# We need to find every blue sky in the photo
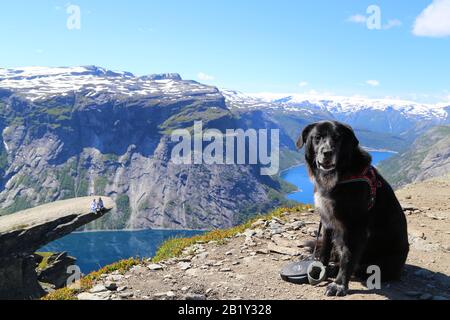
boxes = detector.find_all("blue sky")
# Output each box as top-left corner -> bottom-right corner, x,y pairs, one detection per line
0,0 -> 449,102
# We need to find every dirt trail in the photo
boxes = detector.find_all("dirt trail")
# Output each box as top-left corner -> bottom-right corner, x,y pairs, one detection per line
77,178 -> 450,300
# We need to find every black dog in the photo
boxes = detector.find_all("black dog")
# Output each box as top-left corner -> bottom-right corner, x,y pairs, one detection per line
297,121 -> 409,296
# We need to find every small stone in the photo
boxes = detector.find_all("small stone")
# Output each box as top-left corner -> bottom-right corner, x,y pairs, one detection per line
90,285 -> 107,293
181,286 -> 190,292
118,292 -> 134,298
220,268 -> 232,272
166,291 -> 176,298
225,250 -> 234,256
185,293 -> 207,300
104,281 -> 118,291
148,263 -> 164,271
163,274 -> 173,279
107,274 -> 124,282
117,286 -> 127,292
232,261 -> 240,266
206,288 -> 213,295
289,221 -> 306,230
251,219 -> 266,228
196,252 -> 209,260
178,262 -> 192,271
271,217 -> 285,225
78,292 -> 106,300
256,249 -> 269,255
243,229 -> 257,238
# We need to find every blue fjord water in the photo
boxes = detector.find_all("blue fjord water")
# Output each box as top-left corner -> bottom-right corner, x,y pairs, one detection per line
40,151 -> 393,274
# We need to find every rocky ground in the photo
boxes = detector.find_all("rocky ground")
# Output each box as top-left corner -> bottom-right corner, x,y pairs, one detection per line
76,178 -> 450,301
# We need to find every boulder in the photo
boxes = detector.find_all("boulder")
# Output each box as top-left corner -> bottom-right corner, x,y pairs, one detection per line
36,252 -> 77,289
0,197 -> 113,300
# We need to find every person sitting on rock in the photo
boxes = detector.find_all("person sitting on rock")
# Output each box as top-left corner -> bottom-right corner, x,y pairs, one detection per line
90,199 -> 97,213
97,197 -> 104,212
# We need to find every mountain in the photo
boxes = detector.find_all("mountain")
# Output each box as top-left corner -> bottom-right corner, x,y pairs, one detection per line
1,66 -> 448,230
222,90 -> 450,151
378,125 -> 450,189
0,66 -> 292,230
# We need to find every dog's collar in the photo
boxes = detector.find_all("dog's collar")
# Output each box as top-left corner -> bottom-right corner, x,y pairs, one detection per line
338,166 -> 381,210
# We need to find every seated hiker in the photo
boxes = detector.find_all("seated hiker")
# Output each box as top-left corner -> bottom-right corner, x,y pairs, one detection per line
90,199 -> 97,213
97,197 -> 105,212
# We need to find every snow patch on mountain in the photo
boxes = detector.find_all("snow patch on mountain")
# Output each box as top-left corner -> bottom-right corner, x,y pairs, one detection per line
221,90 -> 449,120
0,66 -> 214,102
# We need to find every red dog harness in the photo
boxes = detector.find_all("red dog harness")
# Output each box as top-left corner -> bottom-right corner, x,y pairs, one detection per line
338,166 -> 382,210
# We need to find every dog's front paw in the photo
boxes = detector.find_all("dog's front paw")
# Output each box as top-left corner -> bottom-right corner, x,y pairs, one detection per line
325,282 -> 348,297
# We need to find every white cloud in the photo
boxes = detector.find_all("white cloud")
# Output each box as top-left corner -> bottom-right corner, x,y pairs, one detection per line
197,72 -> 215,81
366,80 -> 380,87
383,19 -> 402,30
347,14 -> 367,24
413,0 -> 450,37
298,81 -> 308,87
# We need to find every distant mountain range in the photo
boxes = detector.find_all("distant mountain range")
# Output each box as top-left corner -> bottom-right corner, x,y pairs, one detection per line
222,89 -> 450,143
0,66 -> 449,229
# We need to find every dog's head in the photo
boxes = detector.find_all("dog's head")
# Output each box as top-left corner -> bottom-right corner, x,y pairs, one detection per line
296,121 -> 359,175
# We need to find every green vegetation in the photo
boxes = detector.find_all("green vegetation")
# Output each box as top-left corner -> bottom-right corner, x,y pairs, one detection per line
42,257 -> 142,300
152,204 -> 309,263
35,252 -> 54,270
116,194 -> 130,214
94,176 -> 109,195
0,196 -> 32,215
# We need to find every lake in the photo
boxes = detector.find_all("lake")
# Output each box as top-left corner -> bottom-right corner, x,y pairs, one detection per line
280,151 -> 394,204
40,229 -> 204,274
39,151 -> 394,274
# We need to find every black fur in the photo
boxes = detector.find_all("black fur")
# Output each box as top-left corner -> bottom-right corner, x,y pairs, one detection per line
297,121 -> 409,296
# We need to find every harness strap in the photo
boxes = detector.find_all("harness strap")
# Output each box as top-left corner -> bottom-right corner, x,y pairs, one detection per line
338,166 -> 381,210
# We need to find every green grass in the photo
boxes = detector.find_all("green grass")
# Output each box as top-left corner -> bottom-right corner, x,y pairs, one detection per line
42,257 -> 142,300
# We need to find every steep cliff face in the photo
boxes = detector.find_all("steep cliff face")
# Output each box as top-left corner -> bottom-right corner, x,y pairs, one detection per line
0,67 -> 288,230
378,125 -> 450,188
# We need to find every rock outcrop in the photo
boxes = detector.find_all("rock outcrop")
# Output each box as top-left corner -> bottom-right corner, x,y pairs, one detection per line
0,196 -> 113,300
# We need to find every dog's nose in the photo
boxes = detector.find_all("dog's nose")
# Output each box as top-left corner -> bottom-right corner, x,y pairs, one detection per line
323,150 -> 333,159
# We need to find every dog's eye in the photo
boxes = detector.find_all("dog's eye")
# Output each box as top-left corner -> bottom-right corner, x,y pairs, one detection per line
315,136 -> 322,142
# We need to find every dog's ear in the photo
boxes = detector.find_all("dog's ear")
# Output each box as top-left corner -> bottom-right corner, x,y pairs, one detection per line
296,124 -> 315,150
342,124 -> 359,147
